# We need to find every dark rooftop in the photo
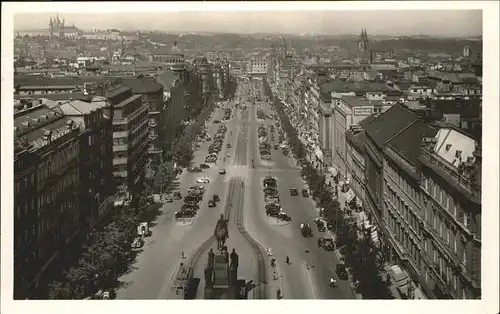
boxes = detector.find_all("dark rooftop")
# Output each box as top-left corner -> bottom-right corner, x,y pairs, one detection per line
14,76 -> 113,88
364,103 -> 420,149
156,71 -> 180,91
117,76 -> 163,94
105,85 -> 132,100
387,120 -> 438,166
319,80 -> 395,101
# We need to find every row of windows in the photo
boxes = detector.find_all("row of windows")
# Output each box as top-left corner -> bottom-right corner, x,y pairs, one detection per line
388,213 -> 422,266
388,211 -> 469,299
38,143 -> 78,186
39,171 -> 78,209
16,198 -> 78,254
385,175 -> 469,269
15,173 -> 35,195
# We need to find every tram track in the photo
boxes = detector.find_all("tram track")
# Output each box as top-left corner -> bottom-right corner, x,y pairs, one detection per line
233,176 -> 267,299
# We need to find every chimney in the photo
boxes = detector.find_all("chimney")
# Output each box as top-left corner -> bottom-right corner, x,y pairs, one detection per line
38,99 -> 43,105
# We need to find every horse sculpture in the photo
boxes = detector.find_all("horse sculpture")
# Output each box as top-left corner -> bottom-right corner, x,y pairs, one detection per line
214,214 -> 229,250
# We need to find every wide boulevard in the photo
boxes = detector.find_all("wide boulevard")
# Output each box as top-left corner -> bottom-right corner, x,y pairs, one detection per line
115,79 -> 355,299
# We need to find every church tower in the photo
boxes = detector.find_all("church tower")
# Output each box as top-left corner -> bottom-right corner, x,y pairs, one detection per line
358,28 -> 370,62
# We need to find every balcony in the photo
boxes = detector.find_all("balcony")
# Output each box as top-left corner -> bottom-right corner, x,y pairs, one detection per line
113,157 -> 127,166
149,120 -> 158,128
113,144 -> 128,152
149,132 -> 158,140
420,148 -> 480,201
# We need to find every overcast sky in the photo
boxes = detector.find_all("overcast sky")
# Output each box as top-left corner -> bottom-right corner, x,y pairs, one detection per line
14,10 -> 482,37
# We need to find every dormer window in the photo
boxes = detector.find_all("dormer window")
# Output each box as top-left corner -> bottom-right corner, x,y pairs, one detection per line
455,150 -> 462,158
445,144 -> 452,151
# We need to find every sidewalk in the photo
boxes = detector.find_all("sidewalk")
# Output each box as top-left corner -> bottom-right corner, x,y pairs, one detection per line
264,250 -> 285,300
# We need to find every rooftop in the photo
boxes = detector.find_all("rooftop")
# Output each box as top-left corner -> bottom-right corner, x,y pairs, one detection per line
114,94 -> 142,109
47,97 -> 108,116
105,85 -> 132,100
433,128 -> 476,167
387,119 -> 438,166
319,80 -> 395,100
14,76 -> 113,88
117,76 -> 163,94
341,95 -> 384,108
156,70 -> 180,90
364,103 -> 420,149
14,105 -> 77,152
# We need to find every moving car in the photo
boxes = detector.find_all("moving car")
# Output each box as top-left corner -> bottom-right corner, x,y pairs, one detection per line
219,168 -> 226,175
336,263 -> 348,280
226,143 -> 231,148
213,194 -> 220,202
196,177 -> 210,183
213,120 -> 220,124
200,163 -> 210,169
173,192 -> 182,200
208,200 -> 216,208
290,187 -> 299,196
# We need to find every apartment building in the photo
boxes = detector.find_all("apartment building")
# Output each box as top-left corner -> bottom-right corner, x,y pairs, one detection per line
344,114 -> 379,207
332,94 -> 393,175
119,76 -> 164,159
14,102 -> 81,299
49,97 -> 115,227
248,56 -> 268,75
363,104 -> 481,299
418,128 -> 481,299
106,86 -> 149,196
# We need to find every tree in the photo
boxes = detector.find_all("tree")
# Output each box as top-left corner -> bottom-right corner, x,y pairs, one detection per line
48,280 -> 73,299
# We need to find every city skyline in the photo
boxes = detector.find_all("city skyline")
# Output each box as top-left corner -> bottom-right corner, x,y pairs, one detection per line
13,10 -> 482,37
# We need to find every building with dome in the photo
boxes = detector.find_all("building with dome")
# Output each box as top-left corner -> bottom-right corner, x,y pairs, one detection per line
152,40 -> 186,72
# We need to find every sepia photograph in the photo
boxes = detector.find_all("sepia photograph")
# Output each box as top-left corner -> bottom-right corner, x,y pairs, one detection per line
1,1 -> 499,314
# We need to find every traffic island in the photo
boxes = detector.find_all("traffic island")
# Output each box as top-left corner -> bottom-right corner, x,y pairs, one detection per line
175,217 -> 195,226
267,216 -> 292,227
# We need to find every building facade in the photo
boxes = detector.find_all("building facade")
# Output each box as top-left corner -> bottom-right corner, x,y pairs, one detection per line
107,86 -> 149,197
51,97 -> 115,228
418,128 -> 481,299
14,102 -> 81,299
247,56 -> 268,75
333,94 -> 391,177
363,104 -> 481,299
119,77 -> 164,161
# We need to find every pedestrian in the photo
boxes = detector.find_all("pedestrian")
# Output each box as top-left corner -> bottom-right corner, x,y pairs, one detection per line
181,251 -> 185,259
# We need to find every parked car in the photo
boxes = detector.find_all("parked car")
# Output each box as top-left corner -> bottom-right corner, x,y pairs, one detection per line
302,189 -> 309,197
173,192 -> 182,200
226,143 -> 231,148
219,168 -> 226,175
290,187 -> 299,196
200,163 -> 210,169
132,237 -> 144,249
213,120 -> 220,124
165,196 -> 174,203
336,262 -> 348,280
208,200 -> 216,208
213,194 -> 220,202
